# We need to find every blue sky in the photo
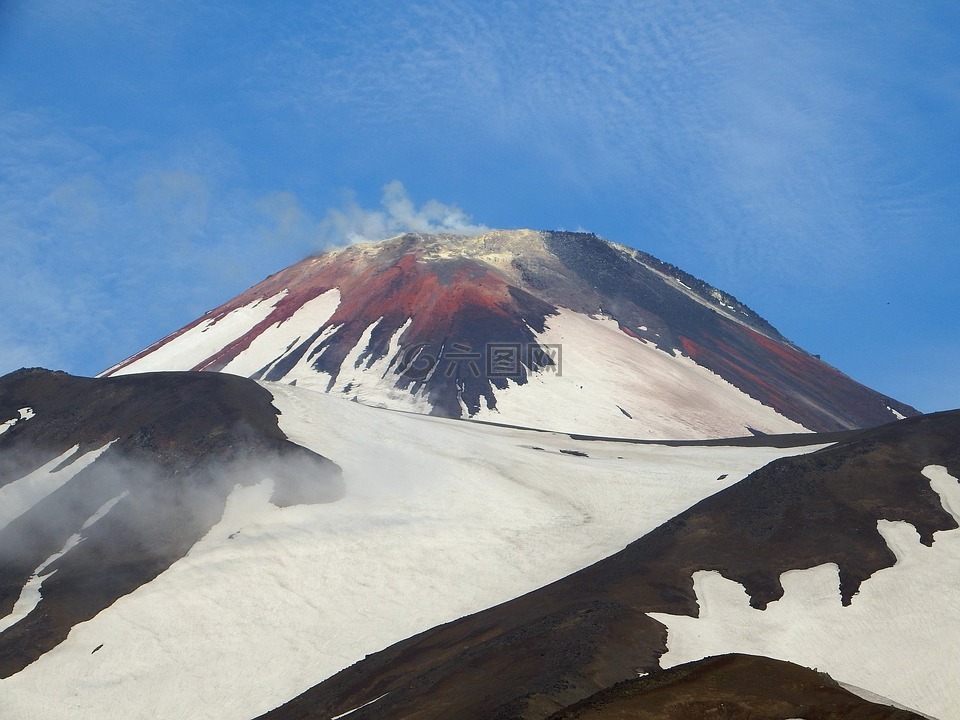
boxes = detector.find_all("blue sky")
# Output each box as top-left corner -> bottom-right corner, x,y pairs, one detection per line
1,1 -> 958,412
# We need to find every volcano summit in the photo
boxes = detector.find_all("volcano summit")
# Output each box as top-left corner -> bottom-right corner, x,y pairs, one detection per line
104,230 -> 914,438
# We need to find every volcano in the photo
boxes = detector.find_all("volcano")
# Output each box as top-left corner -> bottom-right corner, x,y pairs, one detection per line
1,230 -> 955,720
102,230 -> 915,438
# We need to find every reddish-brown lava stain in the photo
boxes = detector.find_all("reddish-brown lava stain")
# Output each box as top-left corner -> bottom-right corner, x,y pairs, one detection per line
119,246 -> 557,417
618,324 -> 644,342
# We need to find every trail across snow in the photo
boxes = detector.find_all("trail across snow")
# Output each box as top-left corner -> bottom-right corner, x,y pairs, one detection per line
0,383 -> 824,720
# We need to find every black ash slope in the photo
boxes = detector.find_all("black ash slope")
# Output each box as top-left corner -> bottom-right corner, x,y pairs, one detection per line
542,232 -> 916,432
548,653 -> 926,720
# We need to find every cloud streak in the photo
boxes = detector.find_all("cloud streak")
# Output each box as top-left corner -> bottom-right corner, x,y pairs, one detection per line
0,112 -> 310,377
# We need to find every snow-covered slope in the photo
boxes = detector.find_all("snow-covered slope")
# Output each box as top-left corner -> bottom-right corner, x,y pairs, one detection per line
258,408 -> 960,720
469,308 -> 805,437
0,369 -> 341,679
102,230 -> 915,436
0,375 -> 825,720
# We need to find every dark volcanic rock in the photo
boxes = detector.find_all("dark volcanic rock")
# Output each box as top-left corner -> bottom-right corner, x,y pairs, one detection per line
0,368 -> 342,677
257,410 -> 959,720
547,653 -> 925,719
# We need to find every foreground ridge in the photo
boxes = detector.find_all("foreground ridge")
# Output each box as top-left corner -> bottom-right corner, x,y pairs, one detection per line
548,653 -> 927,719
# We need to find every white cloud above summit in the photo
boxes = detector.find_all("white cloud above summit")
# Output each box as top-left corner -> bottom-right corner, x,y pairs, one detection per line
319,181 -> 488,245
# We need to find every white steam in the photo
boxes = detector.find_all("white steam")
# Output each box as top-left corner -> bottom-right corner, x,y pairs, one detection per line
320,180 -> 488,244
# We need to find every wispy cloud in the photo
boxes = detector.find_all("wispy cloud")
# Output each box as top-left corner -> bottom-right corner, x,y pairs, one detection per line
319,181 -> 487,244
16,2 -> 949,295
246,2 -> 956,292
0,112 -> 309,377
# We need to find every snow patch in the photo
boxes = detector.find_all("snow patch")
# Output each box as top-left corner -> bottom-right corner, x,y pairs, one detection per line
81,491 -> 129,530
107,291 -> 287,375
472,309 -> 808,439
838,681 -> 939,718
221,289 -> 341,378
268,322 -> 345,390
0,407 -> 35,436
331,693 -> 389,719
290,318 -> 432,413
649,465 -> 960,720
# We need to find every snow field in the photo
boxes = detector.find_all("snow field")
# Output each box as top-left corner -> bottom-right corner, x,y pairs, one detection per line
471,309 -> 808,438
1,383 -> 825,720
649,465 -> 960,720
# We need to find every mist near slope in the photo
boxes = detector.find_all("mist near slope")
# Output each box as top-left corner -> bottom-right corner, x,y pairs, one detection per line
0,368 -> 344,677
0,438 -> 343,677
